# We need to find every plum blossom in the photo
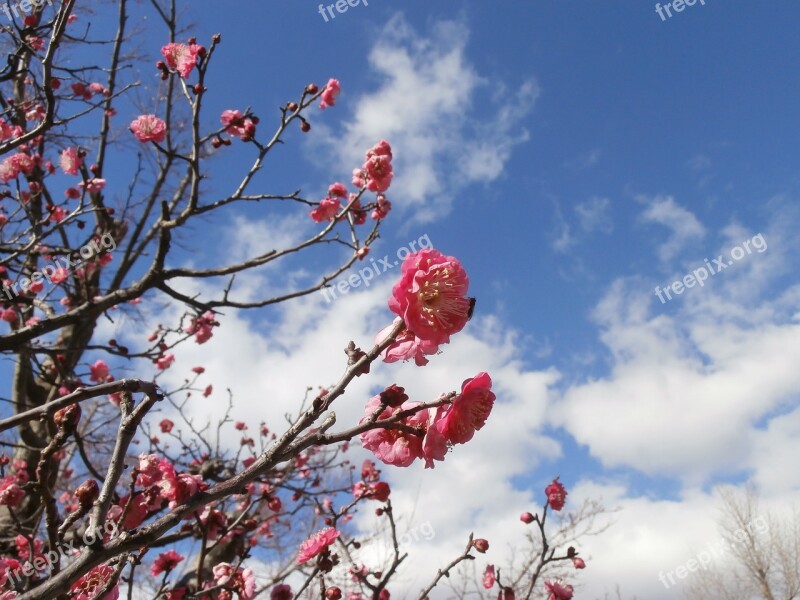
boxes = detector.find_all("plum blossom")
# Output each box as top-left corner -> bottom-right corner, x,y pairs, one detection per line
319,78 -> 341,109
544,579 -> 574,600
545,478 -> 567,511
159,419 -> 174,433
161,42 -> 203,78
156,353 -> 175,370
309,197 -> 340,222
59,147 -> 82,175
359,394 -> 428,467
0,477 -> 24,507
70,564 -> 119,600
388,249 -> 471,345
296,527 -> 340,564
220,110 -> 257,141
212,563 -> 256,600
430,372 -> 495,446
353,140 -> 393,192
89,359 -> 110,383
151,550 -> 184,576
483,565 -> 495,589
184,311 -> 218,344
130,115 -> 167,143
376,322 -> 439,366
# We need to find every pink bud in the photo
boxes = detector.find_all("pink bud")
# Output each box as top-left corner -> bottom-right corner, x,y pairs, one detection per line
520,512 -> 535,524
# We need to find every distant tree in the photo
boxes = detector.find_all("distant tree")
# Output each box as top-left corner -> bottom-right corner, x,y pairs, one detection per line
685,485 -> 800,600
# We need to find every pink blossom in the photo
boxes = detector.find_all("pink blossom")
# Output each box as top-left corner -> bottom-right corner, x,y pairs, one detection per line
158,462 -> 205,508
220,110 -> 257,141
50,267 -> 68,284
89,359 -> 110,383
212,563 -> 256,600
161,43 -> 201,78
59,147 -> 82,175
156,353 -> 175,370
0,477 -> 24,507
70,564 -> 119,600
376,323 -> 440,366
79,178 -> 106,193
319,78 -> 341,109
371,194 -> 391,220
328,182 -> 348,198
296,527 -> 340,564
130,115 -> 167,143
200,506 -> 227,540
545,478 -> 567,512
309,197 -> 341,222
47,205 -> 66,223
137,453 -> 164,487
359,394 -> 428,467
388,249 -> 471,345
572,556 -> 585,569
483,565 -> 496,589
431,372 -> 495,445
544,579 -> 574,600
151,550 -> 184,576
184,311 -> 218,344
1,309 -> 17,325
364,155 -> 392,192
159,419 -> 174,433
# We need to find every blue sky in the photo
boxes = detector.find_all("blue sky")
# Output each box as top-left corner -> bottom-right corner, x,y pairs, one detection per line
4,1 -> 800,598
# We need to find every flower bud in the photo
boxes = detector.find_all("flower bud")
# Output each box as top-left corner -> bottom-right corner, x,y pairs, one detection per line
305,83 -> 318,95
379,384 -> 408,408
75,479 -> 99,508
286,102 -> 298,112
520,512 -> 535,524
53,403 -> 81,431
572,557 -> 585,569
300,120 -> 311,133
326,587 -> 342,600
472,538 -> 489,553
212,33 -> 221,43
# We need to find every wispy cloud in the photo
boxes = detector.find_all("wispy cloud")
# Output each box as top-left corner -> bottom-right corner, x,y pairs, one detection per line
315,14 -> 538,223
638,195 -> 706,262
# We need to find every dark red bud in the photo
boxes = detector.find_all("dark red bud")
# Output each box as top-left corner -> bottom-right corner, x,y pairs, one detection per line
75,479 -> 99,507
326,587 -> 342,600
53,403 -> 81,430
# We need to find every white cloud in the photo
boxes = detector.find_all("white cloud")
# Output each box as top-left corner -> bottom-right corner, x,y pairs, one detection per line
576,196 -> 613,234
315,15 -> 538,223
638,195 -> 706,262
